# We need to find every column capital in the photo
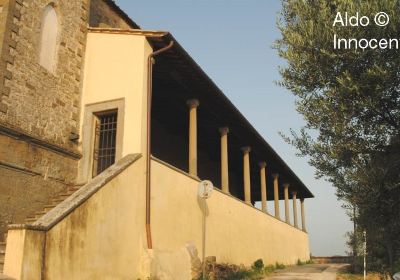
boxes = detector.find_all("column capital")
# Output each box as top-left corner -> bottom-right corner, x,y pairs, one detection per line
272,173 -> 279,179
300,197 -> 305,202
241,146 -> 251,154
186,99 -> 200,109
219,127 -> 229,135
258,161 -> 267,168
292,191 -> 297,197
283,183 -> 290,188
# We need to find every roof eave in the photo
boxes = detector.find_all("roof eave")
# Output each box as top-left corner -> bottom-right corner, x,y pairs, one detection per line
85,28 -> 314,199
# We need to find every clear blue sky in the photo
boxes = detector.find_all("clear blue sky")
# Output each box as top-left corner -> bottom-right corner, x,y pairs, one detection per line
116,0 -> 353,256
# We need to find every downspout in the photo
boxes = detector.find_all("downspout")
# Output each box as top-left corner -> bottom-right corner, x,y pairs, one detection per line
146,40 -> 174,249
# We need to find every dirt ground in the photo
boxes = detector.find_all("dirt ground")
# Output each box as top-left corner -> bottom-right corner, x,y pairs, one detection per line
264,263 -> 348,280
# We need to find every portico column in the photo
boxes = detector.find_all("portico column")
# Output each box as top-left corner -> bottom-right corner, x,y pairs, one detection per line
292,191 -> 298,228
259,162 -> 267,213
272,173 -> 280,219
219,127 -> 229,194
283,183 -> 290,223
241,146 -> 251,205
187,99 -> 199,176
301,198 -> 306,232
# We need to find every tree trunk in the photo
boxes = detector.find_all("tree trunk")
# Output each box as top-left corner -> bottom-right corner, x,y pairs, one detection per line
386,240 -> 394,275
353,207 -> 358,273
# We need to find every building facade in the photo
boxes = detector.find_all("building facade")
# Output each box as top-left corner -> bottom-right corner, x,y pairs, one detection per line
0,1 -> 313,279
0,0 -> 136,241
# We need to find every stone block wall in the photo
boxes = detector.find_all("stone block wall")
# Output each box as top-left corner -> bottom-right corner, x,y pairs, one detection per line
0,0 -> 140,240
0,0 -> 21,114
0,0 -> 90,241
0,0 -> 88,147
0,133 -> 78,237
89,0 -> 139,29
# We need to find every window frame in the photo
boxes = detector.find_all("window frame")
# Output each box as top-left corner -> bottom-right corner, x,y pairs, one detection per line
80,99 -> 125,180
92,109 -> 118,177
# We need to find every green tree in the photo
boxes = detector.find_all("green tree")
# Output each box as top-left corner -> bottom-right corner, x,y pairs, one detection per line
275,0 -> 400,274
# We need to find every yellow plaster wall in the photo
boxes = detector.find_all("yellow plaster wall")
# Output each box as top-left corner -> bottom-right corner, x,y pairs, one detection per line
4,229 -> 45,280
44,157 -> 147,279
3,230 -> 25,278
5,157 -> 309,279
151,159 -> 310,266
81,32 -> 152,156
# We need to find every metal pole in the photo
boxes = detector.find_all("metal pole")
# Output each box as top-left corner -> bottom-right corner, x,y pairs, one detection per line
202,198 -> 206,279
145,40 -> 174,249
198,180 -> 213,279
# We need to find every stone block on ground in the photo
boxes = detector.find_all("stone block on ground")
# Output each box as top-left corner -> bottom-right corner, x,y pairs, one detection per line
141,243 -> 202,280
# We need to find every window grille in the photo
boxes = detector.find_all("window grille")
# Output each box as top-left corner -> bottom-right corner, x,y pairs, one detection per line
92,110 -> 118,176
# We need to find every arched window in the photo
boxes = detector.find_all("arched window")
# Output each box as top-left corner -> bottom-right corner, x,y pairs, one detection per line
39,4 -> 58,72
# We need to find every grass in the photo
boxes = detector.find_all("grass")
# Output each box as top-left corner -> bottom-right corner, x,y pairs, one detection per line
263,265 -> 276,274
336,273 -> 381,280
196,259 -> 292,280
141,258 -> 316,280
336,266 -> 382,280
297,258 -> 314,265
275,262 -> 286,269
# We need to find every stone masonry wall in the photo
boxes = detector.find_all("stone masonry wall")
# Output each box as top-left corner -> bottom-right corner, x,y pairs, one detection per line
0,0 -> 140,240
0,0 -> 88,148
0,0 -> 89,240
89,0 -> 139,29
0,134 -> 77,237
0,0 -> 20,114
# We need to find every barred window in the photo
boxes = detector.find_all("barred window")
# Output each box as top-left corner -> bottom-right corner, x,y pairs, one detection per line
92,110 -> 118,176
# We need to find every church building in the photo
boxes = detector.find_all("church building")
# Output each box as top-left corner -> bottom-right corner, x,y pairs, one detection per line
0,1 -> 313,279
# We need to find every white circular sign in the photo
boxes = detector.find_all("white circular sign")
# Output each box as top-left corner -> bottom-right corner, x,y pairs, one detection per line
198,180 -> 214,199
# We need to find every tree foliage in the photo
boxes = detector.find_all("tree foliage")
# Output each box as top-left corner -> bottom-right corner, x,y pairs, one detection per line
275,0 -> 400,274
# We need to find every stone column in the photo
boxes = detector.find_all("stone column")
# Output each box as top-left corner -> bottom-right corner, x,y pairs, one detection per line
272,173 -> 280,219
241,146 -> 251,205
283,183 -> 290,224
292,191 -> 298,228
301,198 -> 306,232
259,162 -> 267,213
219,127 -> 229,194
187,99 -> 199,176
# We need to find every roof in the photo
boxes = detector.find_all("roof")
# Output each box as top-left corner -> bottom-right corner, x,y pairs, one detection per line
104,0 -> 141,29
88,27 -> 314,200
